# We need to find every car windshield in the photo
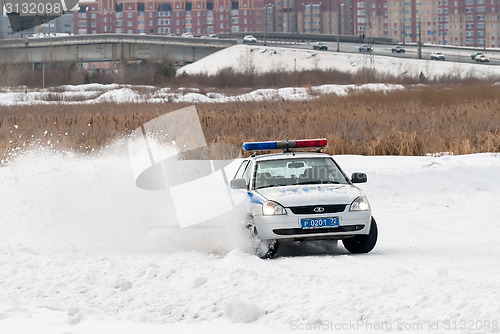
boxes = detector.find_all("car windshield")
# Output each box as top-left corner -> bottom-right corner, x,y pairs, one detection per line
254,157 -> 348,189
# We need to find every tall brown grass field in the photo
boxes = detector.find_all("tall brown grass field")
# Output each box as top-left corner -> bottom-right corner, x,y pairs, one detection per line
1,84 -> 499,161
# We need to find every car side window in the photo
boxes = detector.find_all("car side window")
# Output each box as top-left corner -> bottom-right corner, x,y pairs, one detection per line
242,161 -> 255,188
234,160 -> 249,179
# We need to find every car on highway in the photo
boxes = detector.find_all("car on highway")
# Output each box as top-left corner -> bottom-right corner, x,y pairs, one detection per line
431,52 -> 445,60
181,33 -> 193,38
200,34 -> 218,39
313,42 -> 328,51
471,52 -> 485,60
475,54 -> 490,62
242,35 -> 258,43
230,138 -> 377,258
359,44 -> 373,53
391,46 -> 405,53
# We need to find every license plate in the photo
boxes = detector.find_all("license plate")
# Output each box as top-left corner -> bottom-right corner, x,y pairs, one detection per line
300,217 -> 339,229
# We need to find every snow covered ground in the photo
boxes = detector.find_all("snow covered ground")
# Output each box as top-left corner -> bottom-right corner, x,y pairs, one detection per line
1,44 -> 500,333
178,44 -> 500,80
1,149 -> 500,333
0,82 -> 405,106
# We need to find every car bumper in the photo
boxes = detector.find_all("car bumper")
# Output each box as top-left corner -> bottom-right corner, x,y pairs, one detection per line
253,209 -> 371,241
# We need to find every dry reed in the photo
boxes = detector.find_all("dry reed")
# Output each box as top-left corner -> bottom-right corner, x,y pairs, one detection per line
1,84 -> 499,161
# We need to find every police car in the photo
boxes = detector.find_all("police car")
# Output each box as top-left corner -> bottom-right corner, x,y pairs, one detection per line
230,138 -> 377,258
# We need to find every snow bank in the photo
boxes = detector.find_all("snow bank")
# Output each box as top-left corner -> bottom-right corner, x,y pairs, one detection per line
0,83 -> 404,105
178,44 -> 500,80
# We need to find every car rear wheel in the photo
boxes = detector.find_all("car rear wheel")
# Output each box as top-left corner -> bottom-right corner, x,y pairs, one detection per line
343,217 -> 378,254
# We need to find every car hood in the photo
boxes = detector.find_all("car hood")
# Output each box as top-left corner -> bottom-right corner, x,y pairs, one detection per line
255,184 -> 364,207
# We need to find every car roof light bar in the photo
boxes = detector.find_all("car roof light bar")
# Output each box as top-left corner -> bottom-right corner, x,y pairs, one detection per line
242,138 -> 327,151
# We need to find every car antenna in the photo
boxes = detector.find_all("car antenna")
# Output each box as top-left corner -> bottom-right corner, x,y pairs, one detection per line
283,135 -> 289,153
288,136 -> 296,156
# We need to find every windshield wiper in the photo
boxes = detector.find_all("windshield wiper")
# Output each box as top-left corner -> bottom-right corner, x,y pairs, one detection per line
295,180 -> 341,185
255,184 -> 287,190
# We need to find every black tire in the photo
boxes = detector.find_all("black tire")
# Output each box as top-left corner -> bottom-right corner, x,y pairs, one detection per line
246,219 -> 279,259
254,239 -> 279,259
343,217 -> 378,254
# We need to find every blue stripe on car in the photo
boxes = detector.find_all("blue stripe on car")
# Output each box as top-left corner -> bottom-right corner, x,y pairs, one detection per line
248,192 -> 264,204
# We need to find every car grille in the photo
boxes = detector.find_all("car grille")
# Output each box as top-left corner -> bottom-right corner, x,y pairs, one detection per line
273,225 -> 365,236
289,204 -> 347,215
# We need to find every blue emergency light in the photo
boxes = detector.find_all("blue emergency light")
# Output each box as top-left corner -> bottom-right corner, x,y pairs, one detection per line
242,138 -> 327,151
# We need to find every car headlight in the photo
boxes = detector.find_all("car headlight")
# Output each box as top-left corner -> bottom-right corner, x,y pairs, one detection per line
262,201 -> 287,216
350,196 -> 370,211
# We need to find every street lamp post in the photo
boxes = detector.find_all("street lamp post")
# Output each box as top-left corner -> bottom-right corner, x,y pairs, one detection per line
336,2 -> 343,52
264,3 -> 272,46
329,0 -> 332,35
417,16 -> 422,59
484,26 -> 487,50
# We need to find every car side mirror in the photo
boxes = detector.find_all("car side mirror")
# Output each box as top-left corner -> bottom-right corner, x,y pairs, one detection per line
351,172 -> 367,183
230,178 -> 247,189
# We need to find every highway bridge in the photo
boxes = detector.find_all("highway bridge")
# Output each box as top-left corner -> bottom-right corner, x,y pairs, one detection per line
0,33 -> 236,65
0,32 -> 396,67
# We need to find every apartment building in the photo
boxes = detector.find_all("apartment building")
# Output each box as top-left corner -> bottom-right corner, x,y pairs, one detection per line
74,0 -> 354,36
73,0 -> 500,47
353,0 -> 500,47
75,0 -> 266,36
295,0 -> 352,35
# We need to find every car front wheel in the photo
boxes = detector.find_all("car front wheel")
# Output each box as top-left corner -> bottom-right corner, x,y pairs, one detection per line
254,238 -> 279,259
342,217 -> 378,254
246,219 -> 279,259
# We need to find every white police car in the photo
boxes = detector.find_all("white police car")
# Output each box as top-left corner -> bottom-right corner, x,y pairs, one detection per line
230,138 -> 377,258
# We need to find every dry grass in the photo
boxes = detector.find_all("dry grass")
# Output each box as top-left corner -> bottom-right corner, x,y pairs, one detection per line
3,60 -> 498,89
1,84 -> 500,161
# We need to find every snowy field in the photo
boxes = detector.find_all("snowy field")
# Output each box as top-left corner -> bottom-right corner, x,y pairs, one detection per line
1,150 -> 499,333
1,44 -> 500,333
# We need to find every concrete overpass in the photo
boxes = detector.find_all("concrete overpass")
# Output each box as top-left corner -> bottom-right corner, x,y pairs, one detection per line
0,34 -> 236,65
